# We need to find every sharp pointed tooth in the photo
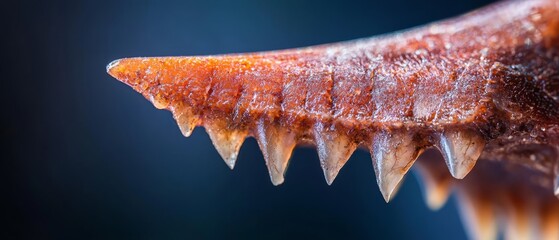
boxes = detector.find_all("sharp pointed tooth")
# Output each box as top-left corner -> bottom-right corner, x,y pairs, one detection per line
370,130 -> 421,202
205,121 -> 247,170
255,119 -> 297,186
414,156 -> 453,210
313,123 -> 357,185
437,129 -> 485,179
172,105 -> 199,137
456,190 -> 498,240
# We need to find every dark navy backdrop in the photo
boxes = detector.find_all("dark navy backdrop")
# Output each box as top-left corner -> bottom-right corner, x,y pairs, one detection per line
4,0 -> 495,239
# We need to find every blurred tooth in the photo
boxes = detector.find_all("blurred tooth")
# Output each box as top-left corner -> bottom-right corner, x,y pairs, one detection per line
414,156 -> 453,210
425,181 -> 451,210
172,105 -> 199,137
456,190 -> 498,240
313,123 -> 357,185
205,121 -> 247,170
503,197 -> 536,240
437,129 -> 485,179
255,119 -> 297,186
370,130 -> 421,202
554,160 -> 559,198
539,203 -> 559,240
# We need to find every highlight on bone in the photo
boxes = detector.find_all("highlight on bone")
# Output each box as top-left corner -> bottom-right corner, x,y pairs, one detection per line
107,0 -> 559,238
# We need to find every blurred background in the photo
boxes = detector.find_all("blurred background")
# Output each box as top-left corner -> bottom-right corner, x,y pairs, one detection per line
3,0 -> 497,239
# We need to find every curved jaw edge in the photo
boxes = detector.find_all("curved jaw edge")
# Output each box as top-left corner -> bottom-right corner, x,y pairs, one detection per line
107,0 -> 559,237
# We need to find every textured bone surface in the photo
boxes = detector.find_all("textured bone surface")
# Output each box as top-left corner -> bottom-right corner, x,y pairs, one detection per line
107,0 -> 559,239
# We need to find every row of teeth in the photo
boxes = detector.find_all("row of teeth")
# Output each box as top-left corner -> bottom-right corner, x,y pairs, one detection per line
155,89 -> 559,240
169,99 -> 559,205
172,105 -> 493,202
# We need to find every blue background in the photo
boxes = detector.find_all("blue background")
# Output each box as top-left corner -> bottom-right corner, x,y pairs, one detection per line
4,0 -> 496,239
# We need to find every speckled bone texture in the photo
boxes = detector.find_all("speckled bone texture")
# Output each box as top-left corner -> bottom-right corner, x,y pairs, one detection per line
108,0 -> 559,239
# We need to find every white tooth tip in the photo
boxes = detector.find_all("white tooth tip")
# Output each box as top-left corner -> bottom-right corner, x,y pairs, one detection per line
379,173 -> 405,203
175,115 -> 197,137
219,153 -> 237,170
438,129 -> 485,179
325,173 -> 335,186
271,175 -> 285,186
380,185 -> 395,203
266,160 -> 289,186
179,124 -> 194,137
322,162 -> 344,186
225,161 -> 235,170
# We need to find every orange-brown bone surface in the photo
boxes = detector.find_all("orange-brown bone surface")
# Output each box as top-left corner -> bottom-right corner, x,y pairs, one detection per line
108,0 -> 559,239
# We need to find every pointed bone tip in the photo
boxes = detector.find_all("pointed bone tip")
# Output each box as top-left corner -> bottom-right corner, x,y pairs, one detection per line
106,59 -> 120,73
106,59 -> 126,79
106,58 -> 143,85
